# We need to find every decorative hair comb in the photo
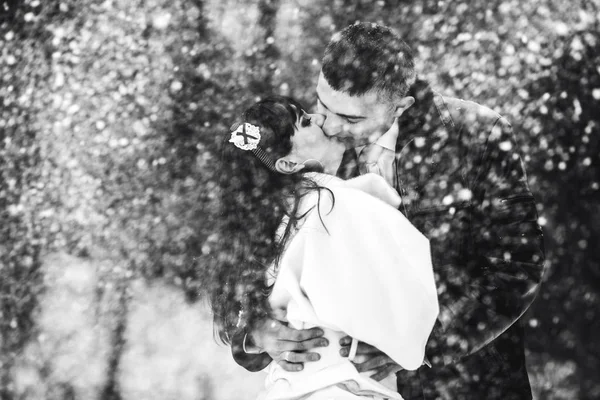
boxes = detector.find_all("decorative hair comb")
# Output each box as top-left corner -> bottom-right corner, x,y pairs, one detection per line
228,122 -> 278,172
229,122 -> 261,150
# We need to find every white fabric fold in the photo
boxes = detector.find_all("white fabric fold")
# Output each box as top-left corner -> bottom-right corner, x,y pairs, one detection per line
261,177 -> 439,400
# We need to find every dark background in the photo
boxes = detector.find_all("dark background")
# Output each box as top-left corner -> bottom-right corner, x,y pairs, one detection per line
1,0 -> 598,399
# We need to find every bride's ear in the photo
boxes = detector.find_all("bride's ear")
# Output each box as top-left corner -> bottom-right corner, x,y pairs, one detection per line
275,157 -> 305,174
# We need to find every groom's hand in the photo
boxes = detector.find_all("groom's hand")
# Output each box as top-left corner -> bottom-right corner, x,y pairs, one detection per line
251,317 -> 329,372
339,336 -> 403,381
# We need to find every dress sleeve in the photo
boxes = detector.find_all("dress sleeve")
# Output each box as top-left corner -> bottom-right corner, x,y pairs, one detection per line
274,186 -> 439,370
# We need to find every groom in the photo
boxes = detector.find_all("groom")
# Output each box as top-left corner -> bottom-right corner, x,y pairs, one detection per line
230,22 -> 545,400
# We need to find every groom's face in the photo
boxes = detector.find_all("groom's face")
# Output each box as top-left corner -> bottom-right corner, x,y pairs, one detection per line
315,71 -> 395,148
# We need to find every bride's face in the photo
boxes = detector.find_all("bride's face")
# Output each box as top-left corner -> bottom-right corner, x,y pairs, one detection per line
288,111 -> 345,166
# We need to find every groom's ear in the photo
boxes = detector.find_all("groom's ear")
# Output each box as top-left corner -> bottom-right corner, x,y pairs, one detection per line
275,157 -> 305,174
393,96 -> 415,118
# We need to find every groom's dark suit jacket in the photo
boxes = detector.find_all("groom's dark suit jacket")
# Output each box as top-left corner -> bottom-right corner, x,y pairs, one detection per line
383,80 -> 545,400
232,80 -> 545,400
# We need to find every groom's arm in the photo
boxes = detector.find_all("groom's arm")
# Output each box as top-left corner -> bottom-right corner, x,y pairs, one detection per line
422,116 -> 545,365
338,120 -> 543,372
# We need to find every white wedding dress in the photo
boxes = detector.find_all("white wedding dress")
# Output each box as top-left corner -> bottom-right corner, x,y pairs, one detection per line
258,174 -> 439,400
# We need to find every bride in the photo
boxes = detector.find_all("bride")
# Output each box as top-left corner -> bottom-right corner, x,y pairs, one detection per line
206,96 -> 438,400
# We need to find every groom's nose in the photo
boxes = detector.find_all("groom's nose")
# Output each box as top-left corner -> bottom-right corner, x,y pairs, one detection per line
322,115 -> 343,137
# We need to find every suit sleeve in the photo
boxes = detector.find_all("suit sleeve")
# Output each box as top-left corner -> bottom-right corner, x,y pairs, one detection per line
425,116 -> 545,365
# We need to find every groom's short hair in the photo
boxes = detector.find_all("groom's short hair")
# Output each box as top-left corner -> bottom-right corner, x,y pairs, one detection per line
322,22 -> 416,102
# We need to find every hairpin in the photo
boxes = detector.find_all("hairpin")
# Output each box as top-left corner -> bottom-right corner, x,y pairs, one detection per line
229,122 -> 261,151
228,121 -> 278,172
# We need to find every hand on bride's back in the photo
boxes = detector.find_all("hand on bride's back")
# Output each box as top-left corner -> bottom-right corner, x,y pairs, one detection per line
250,317 -> 330,372
339,336 -> 404,381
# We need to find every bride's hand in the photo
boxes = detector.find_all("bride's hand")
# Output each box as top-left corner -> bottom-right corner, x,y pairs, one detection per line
250,317 -> 329,372
339,336 -> 404,381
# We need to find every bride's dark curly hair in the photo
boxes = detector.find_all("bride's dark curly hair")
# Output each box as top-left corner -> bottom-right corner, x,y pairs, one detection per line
207,96 -> 329,343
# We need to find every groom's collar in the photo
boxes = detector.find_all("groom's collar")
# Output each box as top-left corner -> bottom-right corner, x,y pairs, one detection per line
339,79 -> 439,174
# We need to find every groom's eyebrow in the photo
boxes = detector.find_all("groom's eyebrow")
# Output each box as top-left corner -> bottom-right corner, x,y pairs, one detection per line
317,94 -> 366,120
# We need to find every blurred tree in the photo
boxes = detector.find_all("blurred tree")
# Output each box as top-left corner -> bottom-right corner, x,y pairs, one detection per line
0,0 -> 53,396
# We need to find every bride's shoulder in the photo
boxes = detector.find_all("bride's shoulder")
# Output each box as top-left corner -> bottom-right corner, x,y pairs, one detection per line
303,172 -> 344,188
306,172 -> 400,209
293,173 -> 341,216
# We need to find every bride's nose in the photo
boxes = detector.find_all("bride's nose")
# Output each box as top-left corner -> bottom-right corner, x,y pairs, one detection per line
311,113 -> 326,127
